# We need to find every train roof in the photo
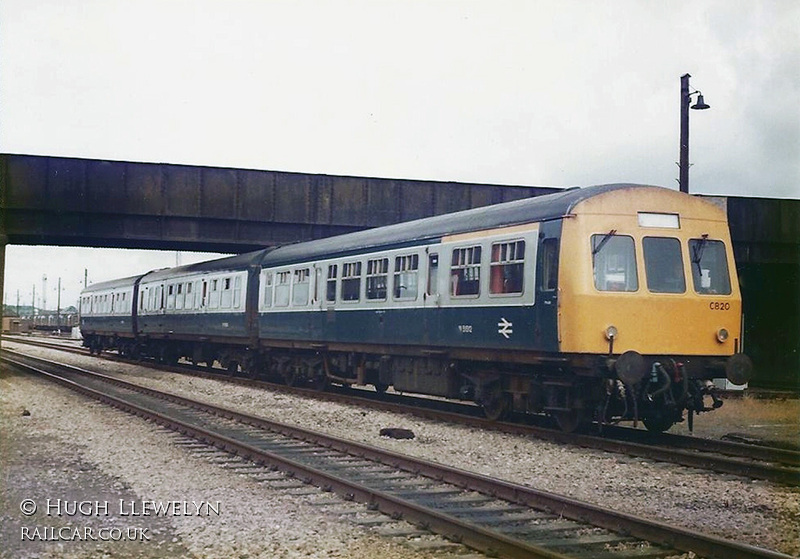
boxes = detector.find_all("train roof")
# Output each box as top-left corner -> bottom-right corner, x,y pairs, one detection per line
81,273 -> 147,294
82,184 -> 680,287
260,183 -> 659,266
140,248 -> 273,282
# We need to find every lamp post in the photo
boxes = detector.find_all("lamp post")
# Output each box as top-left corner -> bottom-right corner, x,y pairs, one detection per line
679,73 -> 710,194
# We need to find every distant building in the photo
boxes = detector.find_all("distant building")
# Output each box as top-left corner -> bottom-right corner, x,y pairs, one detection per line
2,314 -> 32,333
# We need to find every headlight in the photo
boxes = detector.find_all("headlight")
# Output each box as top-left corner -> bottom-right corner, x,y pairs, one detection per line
716,328 -> 729,343
605,325 -> 618,341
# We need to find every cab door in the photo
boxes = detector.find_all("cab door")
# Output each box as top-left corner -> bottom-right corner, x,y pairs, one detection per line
535,227 -> 561,351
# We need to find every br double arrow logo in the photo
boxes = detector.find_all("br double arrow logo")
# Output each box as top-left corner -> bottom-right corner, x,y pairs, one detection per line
497,317 -> 513,339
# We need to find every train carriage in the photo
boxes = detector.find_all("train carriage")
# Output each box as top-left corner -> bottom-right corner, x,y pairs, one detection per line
134,249 -> 271,368
251,183 -> 751,431
79,274 -> 144,354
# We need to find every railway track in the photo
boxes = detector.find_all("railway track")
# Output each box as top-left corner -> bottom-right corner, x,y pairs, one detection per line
5,335 -> 800,487
2,349 -> 792,559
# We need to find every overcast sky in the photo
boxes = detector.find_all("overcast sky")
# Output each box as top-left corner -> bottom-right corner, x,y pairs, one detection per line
1,1 -> 798,311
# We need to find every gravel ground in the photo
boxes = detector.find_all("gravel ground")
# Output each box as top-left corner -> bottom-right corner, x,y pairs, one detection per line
0,362 -> 462,558
3,341 -> 799,557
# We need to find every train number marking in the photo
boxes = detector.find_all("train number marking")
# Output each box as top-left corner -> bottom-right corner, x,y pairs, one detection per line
497,318 -> 513,339
458,324 -> 473,334
708,302 -> 731,311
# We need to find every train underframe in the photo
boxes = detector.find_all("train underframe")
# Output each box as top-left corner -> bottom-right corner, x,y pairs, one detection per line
83,332 -> 733,433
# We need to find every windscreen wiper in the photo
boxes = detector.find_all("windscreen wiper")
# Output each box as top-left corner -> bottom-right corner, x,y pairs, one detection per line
692,233 -> 709,271
592,229 -> 617,257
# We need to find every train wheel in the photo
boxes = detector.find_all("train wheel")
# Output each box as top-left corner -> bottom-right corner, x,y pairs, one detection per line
373,382 -> 389,394
241,354 -> 261,379
312,368 -> 329,391
643,415 -> 674,433
282,361 -> 299,386
553,409 -> 584,433
159,346 -> 178,366
482,388 -> 509,421
220,356 -> 239,375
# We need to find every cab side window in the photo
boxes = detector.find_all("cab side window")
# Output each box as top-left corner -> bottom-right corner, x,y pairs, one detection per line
541,238 -> 559,291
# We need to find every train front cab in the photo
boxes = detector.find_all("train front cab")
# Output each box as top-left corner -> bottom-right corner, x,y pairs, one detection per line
557,186 -> 753,432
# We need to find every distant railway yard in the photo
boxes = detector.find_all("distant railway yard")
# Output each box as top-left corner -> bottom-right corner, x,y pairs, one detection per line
1,335 -> 798,558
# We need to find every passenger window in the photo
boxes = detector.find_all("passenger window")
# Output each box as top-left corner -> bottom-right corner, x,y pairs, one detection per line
394,254 -> 419,300
262,272 -> 273,307
220,277 -> 233,308
326,265 -> 337,302
591,234 -> 638,292
274,271 -> 291,307
233,276 -> 242,308
366,258 -> 389,301
643,237 -> 686,293
689,238 -> 731,295
209,279 -> 220,309
293,269 -> 310,306
341,262 -> 362,302
167,284 -> 177,310
490,240 -> 525,295
541,238 -> 559,291
451,246 -> 482,297
427,253 -> 439,296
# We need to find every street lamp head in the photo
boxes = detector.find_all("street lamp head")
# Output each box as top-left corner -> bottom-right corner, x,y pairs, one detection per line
691,93 -> 710,110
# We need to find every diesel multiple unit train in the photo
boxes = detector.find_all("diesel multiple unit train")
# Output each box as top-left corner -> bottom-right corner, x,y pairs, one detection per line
80,184 -> 752,432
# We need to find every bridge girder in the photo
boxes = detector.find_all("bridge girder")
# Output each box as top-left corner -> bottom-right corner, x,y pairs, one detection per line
0,154 -> 552,252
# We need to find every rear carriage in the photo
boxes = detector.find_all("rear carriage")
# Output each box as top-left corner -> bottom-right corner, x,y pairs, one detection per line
79,274 -> 144,354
